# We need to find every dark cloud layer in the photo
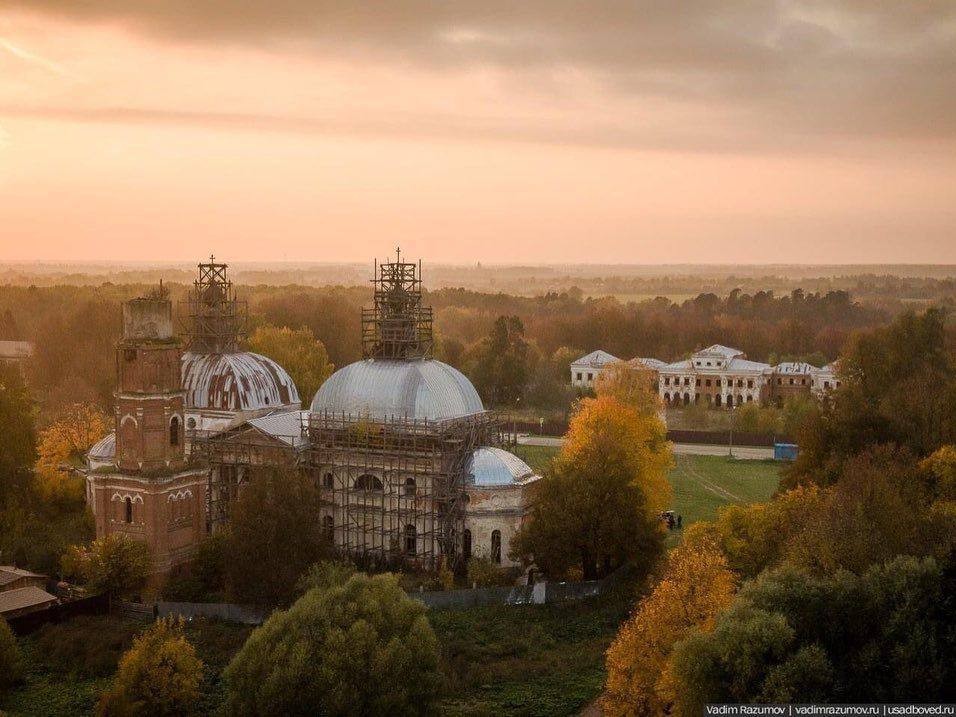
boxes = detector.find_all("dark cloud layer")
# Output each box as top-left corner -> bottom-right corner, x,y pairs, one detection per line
10,0 -> 956,141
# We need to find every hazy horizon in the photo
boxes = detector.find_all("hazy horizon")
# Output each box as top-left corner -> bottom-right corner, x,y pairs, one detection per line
2,2 -> 955,263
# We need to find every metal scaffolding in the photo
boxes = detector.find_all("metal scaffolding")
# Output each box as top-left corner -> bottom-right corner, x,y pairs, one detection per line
362,248 -> 433,360
305,410 -> 498,571
186,250 -> 504,573
180,256 -> 247,353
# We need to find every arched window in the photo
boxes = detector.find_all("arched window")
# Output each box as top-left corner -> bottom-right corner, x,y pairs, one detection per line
125,496 -> 133,524
354,474 -> 383,491
322,515 -> 334,542
491,530 -> 502,564
169,416 -> 180,447
323,472 -> 334,489
403,478 -> 416,497
404,524 -> 416,554
462,529 -> 472,562
683,393 -> 690,405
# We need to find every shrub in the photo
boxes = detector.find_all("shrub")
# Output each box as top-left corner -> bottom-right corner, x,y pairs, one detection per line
63,534 -> 152,598
97,617 -> 204,716
0,616 -> 24,694
33,616 -> 138,678
467,555 -> 511,587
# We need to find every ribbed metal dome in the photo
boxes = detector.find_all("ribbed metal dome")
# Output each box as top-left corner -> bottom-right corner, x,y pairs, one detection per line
88,431 -> 116,465
310,359 -> 483,421
182,351 -> 300,412
466,447 -> 536,486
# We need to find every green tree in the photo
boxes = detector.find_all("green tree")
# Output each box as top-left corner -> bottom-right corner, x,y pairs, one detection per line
511,395 -> 670,579
669,556 -> 955,712
248,324 -> 334,405
223,572 -> 441,716
0,362 -> 37,506
295,559 -> 355,594
225,467 -> 331,606
468,315 -> 531,406
97,617 -> 204,716
0,616 -> 24,695
786,309 -> 956,487
62,534 -> 152,598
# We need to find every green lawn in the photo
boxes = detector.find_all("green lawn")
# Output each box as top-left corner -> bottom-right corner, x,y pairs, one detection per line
433,586 -> 634,716
514,444 -> 782,530
668,454 -> 781,526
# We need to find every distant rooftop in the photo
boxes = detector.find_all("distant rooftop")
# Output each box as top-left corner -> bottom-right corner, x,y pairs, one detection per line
694,344 -> 745,359
0,340 -> 33,360
0,586 -> 57,615
571,350 -> 620,368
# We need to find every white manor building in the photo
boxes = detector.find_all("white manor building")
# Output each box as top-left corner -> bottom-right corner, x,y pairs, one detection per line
571,345 -> 841,408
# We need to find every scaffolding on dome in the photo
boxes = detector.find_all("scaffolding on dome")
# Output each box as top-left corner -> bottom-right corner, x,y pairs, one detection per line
362,247 -> 434,360
188,250 -> 504,573
181,256 -> 247,354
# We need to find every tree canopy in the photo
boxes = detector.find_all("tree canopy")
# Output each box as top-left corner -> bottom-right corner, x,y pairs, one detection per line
97,617 -> 204,716
511,394 -> 671,579
603,539 -> 736,717
63,534 -> 152,598
223,572 -> 441,716
224,467 -> 331,607
0,617 -> 24,696
668,557 -> 956,713
786,308 -> 956,487
247,324 -> 334,405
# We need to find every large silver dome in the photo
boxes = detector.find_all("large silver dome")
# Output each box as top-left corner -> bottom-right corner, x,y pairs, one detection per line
311,359 -> 483,421
182,351 -> 300,412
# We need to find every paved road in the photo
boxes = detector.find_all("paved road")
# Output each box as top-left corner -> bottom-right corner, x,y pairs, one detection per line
516,435 -> 774,460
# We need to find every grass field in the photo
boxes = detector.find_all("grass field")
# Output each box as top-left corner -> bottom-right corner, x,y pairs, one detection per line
513,445 -> 782,530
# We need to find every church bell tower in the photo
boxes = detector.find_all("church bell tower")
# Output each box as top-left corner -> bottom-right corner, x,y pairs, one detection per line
115,288 -> 186,472
88,285 -> 207,576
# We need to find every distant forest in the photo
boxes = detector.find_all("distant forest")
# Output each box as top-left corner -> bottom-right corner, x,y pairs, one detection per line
0,268 -> 953,424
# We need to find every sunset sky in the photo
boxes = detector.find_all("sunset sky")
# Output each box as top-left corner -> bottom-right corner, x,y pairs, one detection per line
0,2 -> 954,264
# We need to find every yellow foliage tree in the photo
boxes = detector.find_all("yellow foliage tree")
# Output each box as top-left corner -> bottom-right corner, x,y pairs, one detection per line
684,485 -> 825,579
511,393 -> 671,579
603,539 -> 736,717
97,617 -> 203,716
35,403 -> 110,500
594,361 -> 662,419
248,325 -> 334,404
561,394 -> 672,516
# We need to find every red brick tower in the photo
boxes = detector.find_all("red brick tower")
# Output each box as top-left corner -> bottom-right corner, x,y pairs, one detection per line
115,294 -> 186,472
89,286 -> 207,576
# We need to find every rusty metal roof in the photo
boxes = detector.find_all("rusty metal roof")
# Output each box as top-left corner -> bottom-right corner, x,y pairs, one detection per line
182,351 -> 300,412
466,447 -> 537,487
310,358 -> 483,421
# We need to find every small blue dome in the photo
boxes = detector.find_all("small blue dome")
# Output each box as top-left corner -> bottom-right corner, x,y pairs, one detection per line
466,447 -> 536,487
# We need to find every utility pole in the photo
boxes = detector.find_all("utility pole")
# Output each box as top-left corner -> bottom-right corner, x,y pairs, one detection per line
728,404 -> 736,458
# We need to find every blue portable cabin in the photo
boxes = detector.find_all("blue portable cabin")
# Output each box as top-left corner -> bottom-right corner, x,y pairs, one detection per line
774,443 -> 799,461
